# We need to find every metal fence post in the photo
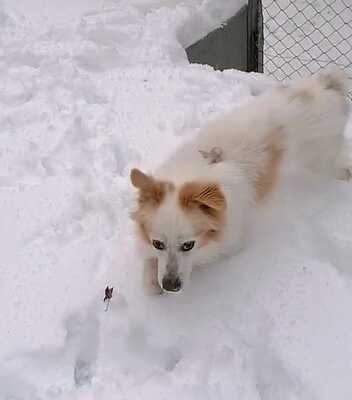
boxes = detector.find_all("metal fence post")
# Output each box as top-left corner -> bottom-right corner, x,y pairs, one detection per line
247,0 -> 264,73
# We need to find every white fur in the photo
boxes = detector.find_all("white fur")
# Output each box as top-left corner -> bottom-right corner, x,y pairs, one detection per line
133,68 -> 350,294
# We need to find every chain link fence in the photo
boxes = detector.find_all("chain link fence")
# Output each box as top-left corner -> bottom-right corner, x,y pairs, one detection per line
254,0 -> 352,98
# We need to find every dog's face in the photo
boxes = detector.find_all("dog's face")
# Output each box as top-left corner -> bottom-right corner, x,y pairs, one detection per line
130,168 -> 226,292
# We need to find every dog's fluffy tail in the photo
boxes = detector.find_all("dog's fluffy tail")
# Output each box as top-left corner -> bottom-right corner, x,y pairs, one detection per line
279,66 -> 350,138
317,66 -> 350,96
277,66 -> 350,177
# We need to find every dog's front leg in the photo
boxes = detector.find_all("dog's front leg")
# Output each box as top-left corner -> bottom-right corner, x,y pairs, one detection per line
143,257 -> 163,295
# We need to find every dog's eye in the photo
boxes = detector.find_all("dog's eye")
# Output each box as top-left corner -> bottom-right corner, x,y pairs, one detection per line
152,239 -> 165,250
180,241 -> 195,252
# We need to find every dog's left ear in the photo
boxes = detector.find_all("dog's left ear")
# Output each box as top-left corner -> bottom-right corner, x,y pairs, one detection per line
179,182 -> 226,213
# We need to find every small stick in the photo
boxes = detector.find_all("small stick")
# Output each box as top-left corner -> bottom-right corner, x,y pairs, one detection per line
103,286 -> 114,312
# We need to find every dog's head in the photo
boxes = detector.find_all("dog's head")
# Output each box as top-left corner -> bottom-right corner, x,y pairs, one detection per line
130,168 -> 226,292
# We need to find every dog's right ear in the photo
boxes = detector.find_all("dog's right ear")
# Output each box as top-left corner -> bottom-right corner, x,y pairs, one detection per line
130,168 -> 154,190
130,168 -> 168,208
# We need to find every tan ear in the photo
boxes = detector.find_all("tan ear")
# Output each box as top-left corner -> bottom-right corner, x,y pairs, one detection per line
130,168 -> 170,208
130,168 -> 154,190
179,182 -> 226,213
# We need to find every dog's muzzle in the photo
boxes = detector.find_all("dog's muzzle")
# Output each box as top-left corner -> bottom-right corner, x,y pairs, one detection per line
162,274 -> 182,292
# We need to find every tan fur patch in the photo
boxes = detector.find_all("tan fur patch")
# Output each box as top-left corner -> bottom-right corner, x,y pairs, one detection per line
130,168 -> 174,243
179,181 -> 226,244
198,229 -> 221,247
130,168 -> 174,207
136,221 -> 151,244
179,182 -> 226,213
254,130 -> 284,203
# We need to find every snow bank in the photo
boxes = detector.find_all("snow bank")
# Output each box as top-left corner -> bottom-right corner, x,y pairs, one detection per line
1,1 -> 352,399
176,0 -> 247,48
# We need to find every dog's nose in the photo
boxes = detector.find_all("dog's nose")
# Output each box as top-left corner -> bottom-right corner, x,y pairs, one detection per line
162,275 -> 182,292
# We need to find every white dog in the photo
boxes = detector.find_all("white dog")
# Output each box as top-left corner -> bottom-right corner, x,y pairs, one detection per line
130,68 -> 350,294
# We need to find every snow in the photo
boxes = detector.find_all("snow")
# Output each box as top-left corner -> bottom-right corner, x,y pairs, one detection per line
1,1 -> 352,399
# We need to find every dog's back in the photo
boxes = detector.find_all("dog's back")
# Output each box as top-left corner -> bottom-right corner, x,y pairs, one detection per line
158,68 -> 349,185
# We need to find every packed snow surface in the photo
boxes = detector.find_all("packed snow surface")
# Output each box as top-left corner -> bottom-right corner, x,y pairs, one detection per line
1,1 -> 352,399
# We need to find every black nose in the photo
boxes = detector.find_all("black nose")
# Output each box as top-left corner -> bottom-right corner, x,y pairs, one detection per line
162,275 -> 182,292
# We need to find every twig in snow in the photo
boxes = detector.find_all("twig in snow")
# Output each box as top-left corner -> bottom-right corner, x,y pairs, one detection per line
103,286 -> 114,312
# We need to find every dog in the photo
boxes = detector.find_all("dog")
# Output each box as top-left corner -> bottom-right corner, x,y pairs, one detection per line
130,68 -> 351,295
